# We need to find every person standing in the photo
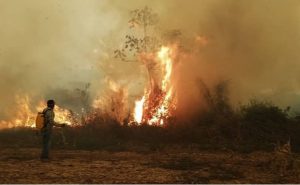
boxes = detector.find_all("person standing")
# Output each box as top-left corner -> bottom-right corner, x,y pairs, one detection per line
40,100 -> 66,161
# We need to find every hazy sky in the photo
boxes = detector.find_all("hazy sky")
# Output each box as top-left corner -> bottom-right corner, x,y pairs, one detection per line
0,0 -> 300,120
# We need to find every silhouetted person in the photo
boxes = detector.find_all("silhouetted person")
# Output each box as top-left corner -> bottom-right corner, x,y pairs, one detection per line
40,100 -> 65,161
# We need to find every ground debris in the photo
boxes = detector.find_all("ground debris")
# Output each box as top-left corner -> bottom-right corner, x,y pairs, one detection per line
0,148 -> 299,183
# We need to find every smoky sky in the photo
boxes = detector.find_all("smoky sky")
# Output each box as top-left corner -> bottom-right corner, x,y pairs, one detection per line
0,0 -> 300,120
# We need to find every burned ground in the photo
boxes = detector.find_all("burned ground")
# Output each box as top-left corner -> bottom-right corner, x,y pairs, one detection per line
0,148 -> 299,183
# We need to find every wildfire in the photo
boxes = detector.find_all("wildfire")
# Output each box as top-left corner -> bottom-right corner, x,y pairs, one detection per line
54,106 -> 73,126
133,46 -> 176,125
0,95 -> 75,129
134,96 -> 145,124
0,46 -> 177,128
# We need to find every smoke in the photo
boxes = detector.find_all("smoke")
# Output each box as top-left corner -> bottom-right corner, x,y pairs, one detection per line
0,0 -> 300,122
156,0 -> 300,115
0,0 -> 123,119
195,0 -> 300,108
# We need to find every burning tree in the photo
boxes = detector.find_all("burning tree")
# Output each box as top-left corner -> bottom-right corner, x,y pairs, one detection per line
115,6 -> 177,126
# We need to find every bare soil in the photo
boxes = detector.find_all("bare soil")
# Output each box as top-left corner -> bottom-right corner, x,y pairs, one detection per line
0,147 -> 299,183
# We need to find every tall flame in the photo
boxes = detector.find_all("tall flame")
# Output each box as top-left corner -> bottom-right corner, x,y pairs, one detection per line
159,47 -> 173,92
134,96 -> 145,124
133,46 -> 176,126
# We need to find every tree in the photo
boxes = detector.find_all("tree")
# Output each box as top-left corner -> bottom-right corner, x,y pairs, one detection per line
114,6 -> 159,61
113,7 -> 182,124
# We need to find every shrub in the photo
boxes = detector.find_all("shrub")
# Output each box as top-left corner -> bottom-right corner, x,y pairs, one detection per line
241,100 -> 288,123
239,100 -> 291,151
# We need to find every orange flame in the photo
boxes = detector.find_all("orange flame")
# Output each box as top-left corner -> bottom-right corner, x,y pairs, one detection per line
133,46 -> 176,126
54,105 -> 73,126
134,96 -> 145,124
0,95 -> 75,129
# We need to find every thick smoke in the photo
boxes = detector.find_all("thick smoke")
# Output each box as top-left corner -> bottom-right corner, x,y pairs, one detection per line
0,0 -> 300,122
157,0 -> 300,116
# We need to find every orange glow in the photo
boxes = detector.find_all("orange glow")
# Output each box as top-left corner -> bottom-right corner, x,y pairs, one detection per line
0,95 -> 75,128
54,105 -> 73,126
134,96 -> 145,124
133,46 -> 177,126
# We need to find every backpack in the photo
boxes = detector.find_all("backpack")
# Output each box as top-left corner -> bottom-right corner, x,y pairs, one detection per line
35,109 -> 48,129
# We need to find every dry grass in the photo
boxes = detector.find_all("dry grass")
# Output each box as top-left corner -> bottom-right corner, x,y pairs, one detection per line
0,148 -> 299,183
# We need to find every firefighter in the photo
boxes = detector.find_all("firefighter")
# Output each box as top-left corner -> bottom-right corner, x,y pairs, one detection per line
40,100 -> 66,161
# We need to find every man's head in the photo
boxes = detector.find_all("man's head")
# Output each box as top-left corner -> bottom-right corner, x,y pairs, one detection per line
47,99 -> 55,109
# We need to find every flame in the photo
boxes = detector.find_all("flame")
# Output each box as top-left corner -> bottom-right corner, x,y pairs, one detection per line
0,95 -> 37,128
0,95 -> 76,129
92,79 -> 129,124
159,47 -> 173,92
133,46 -> 176,126
54,106 -> 73,125
134,96 -> 145,124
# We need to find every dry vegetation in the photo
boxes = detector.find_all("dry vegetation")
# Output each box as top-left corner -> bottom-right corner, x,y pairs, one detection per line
1,82 -> 300,183
1,2 -> 300,183
0,148 -> 300,183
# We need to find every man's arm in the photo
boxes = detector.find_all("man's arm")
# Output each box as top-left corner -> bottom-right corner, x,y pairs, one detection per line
53,122 -> 66,127
45,110 -> 66,127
